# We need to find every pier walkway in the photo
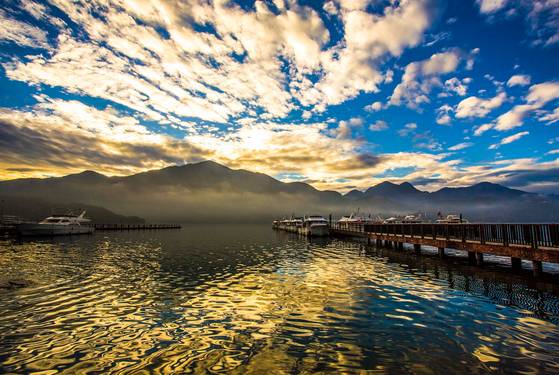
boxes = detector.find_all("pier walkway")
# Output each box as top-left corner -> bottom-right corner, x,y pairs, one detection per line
94,223 -> 181,231
330,223 -> 559,276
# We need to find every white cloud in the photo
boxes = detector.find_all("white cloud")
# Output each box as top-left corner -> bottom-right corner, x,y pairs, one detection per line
539,107 -> 559,124
489,131 -> 529,149
0,9 -> 50,49
300,0 -> 435,110
477,0 -> 559,46
455,92 -> 507,118
444,77 -> 468,96
448,142 -> 474,151
507,74 -> 531,87
502,131 -> 530,144
436,104 -> 453,125
389,51 -> 462,109
336,117 -> 363,139
496,81 -> 559,130
474,123 -> 494,136
495,104 -> 534,131
398,123 -> 417,137
369,120 -> 388,131
1,0 -> 440,125
477,0 -> 509,14
365,101 -> 383,112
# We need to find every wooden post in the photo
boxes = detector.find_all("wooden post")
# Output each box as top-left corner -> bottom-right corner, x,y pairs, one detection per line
438,247 -> 445,258
475,252 -> 484,266
531,225 -> 539,250
414,243 -> 421,254
468,251 -> 476,264
511,257 -> 522,271
399,242 -> 404,250
533,260 -> 543,277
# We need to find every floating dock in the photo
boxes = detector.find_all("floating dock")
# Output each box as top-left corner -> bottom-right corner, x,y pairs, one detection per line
330,223 -> 559,277
93,223 -> 181,230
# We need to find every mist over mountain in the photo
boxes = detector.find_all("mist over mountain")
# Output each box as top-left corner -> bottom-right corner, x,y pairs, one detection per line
1,161 -> 558,223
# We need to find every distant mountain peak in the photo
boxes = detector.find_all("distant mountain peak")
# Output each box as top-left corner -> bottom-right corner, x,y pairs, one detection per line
191,160 -> 228,168
375,181 -> 398,187
398,181 -> 419,191
77,170 -> 104,176
344,189 -> 365,200
365,180 -> 421,195
64,170 -> 107,180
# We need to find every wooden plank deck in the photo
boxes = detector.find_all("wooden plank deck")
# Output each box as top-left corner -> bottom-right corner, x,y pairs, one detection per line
330,223 -> 559,276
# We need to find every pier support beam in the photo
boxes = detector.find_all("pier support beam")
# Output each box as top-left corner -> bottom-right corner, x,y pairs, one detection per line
398,242 -> 404,250
438,247 -> 445,258
533,260 -> 543,277
511,257 -> 522,271
413,244 -> 421,254
468,251 -> 476,264
475,252 -> 484,266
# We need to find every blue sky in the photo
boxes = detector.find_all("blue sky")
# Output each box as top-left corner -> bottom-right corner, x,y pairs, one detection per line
0,0 -> 558,193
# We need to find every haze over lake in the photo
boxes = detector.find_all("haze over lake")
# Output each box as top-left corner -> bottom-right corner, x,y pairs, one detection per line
2,226 -> 559,373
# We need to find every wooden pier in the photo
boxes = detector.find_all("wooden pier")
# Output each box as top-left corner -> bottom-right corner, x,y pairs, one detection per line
330,223 -> 559,277
94,223 -> 181,231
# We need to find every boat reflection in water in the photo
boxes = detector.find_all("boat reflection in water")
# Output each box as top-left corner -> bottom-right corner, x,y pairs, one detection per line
1,224 -> 559,373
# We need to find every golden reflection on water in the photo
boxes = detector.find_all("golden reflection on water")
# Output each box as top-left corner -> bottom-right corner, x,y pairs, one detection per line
1,226 -> 559,373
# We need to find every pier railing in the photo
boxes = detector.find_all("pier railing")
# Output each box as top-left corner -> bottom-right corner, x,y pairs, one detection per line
331,223 -> 559,249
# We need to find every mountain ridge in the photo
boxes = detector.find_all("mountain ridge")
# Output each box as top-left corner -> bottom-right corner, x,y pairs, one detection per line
0,161 -> 557,223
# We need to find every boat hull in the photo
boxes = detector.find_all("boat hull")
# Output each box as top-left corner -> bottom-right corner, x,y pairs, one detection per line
16,224 -> 95,236
300,225 -> 329,237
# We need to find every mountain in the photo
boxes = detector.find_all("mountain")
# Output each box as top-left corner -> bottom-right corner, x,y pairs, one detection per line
0,161 -> 557,223
0,161 -> 344,223
365,181 -> 422,197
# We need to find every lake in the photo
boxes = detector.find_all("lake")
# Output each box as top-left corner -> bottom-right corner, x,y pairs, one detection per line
1,224 -> 559,373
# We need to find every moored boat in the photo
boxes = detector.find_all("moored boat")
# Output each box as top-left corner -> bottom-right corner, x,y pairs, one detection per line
16,211 -> 95,236
401,214 -> 424,224
436,214 -> 468,224
302,216 -> 329,237
337,213 -> 366,229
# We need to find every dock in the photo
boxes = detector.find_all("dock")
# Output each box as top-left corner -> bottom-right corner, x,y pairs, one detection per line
330,223 -> 559,277
93,223 -> 181,231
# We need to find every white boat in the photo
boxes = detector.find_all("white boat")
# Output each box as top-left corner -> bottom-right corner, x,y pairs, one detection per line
383,217 -> 401,224
302,216 -> 329,237
382,214 -> 425,224
337,213 -> 366,228
277,218 -> 303,233
436,214 -> 468,224
17,211 -> 95,236
401,214 -> 424,224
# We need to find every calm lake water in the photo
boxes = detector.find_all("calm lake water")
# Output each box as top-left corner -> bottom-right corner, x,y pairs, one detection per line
2,224 -> 559,374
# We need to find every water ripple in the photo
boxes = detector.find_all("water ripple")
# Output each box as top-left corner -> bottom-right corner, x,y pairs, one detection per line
1,225 -> 559,373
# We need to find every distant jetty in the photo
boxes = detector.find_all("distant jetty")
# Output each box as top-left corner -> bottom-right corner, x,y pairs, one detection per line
94,223 -> 181,230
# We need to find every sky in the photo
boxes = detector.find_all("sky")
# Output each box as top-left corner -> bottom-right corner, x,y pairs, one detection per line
0,0 -> 558,193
